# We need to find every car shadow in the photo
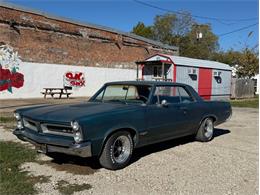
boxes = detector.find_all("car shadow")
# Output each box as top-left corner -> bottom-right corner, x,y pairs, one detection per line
42,128 -> 230,172
130,128 -> 230,164
43,153 -> 102,174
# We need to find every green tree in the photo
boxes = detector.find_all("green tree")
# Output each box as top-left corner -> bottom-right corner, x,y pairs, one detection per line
152,13 -> 177,44
152,12 -> 194,45
212,47 -> 259,78
131,12 -> 218,60
132,22 -> 153,39
235,47 -> 259,78
212,49 -> 241,65
180,24 -> 219,59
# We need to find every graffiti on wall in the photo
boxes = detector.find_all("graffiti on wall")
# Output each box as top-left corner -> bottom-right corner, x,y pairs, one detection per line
0,44 -> 24,93
63,71 -> 85,88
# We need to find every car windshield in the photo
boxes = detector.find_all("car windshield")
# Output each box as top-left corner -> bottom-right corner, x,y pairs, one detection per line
92,84 -> 152,104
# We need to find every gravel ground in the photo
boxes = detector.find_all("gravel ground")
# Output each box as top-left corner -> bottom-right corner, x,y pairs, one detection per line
1,107 -> 258,195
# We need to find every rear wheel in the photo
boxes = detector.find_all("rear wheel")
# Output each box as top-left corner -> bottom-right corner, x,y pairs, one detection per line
99,131 -> 133,170
195,118 -> 214,142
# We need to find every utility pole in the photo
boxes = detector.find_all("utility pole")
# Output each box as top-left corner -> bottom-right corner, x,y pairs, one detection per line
195,24 -> 203,42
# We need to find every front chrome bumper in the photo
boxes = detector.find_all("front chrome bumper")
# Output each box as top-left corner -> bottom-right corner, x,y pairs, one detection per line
13,128 -> 92,158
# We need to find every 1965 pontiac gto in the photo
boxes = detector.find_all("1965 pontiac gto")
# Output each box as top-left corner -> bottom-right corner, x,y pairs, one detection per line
13,81 -> 232,170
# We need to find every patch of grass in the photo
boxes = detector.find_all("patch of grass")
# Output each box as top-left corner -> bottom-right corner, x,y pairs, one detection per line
0,141 -> 39,195
56,180 -> 92,195
0,116 -> 15,123
0,116 -> 16,130
230,97 -> 259,108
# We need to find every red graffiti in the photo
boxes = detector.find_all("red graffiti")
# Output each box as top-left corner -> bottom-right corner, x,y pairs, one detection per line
10,72 -> 24,88
64,71 -> 85,87
66,72 -> 83,80
0,67 -> 24,92
70,80 -> 85,87
0,68 -> 11,80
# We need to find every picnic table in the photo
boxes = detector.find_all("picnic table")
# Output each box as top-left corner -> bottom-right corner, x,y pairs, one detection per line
41,87 -> 72,99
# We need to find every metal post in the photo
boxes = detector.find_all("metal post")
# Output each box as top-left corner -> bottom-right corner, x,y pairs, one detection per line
162,62 -> 165,81
136,64 -> 139,80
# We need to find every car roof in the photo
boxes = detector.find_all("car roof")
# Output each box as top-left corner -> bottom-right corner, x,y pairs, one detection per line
105,80 -> 189,87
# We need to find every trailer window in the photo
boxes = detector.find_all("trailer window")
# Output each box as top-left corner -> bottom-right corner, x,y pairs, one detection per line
153,66 -> 162,78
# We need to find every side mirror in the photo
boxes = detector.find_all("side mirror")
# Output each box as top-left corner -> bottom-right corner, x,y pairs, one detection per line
161,99 -> 168,107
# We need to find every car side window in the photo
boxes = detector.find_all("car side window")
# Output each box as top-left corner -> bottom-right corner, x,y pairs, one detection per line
178,87 -> 194,103
153,86 -> 180,104
95,89 -> 104,101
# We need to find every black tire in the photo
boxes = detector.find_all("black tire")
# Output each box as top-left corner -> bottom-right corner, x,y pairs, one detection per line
99,131 -> 133,170
195,118 -> 214,142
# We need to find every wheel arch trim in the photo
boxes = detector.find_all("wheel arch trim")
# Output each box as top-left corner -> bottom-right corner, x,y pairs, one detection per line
98,125 -> 139,156
199,114 -> 218,126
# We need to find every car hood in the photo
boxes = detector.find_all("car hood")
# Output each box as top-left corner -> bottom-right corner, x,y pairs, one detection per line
19,102 -> 139,123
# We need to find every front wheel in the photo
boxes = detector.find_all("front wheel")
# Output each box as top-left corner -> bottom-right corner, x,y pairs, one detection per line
195,118 -> 214,142
99,131 -> 133,170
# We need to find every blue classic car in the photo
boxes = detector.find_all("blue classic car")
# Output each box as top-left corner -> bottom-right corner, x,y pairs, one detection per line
14,81 -> 232,170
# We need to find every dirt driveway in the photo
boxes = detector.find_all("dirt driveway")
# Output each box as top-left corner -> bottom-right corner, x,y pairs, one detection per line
0,107 -> 258,195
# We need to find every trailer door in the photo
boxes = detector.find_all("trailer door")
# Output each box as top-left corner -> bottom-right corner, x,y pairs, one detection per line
198,68 -> 212,100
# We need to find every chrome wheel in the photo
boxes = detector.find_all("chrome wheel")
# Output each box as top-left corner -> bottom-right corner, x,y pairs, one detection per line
112,135 -> 131,164
204,119 -> 213,139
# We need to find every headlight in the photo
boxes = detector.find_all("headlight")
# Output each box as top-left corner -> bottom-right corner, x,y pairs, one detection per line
74,131 -> 82,143
71,121 -> 82,143
14,112 -> 23,129
14,112 -> 21,120
71,121 -> 80,131
17,121 -> 23,130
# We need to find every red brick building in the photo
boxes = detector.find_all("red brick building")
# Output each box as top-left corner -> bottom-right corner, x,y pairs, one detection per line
0,3 -> 178,69
0,3 -> 178,99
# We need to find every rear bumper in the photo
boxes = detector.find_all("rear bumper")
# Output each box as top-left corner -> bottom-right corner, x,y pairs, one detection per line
13,128 -> 92,158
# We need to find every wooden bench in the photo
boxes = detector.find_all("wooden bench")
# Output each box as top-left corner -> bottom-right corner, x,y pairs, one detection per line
41,87 -> 72,99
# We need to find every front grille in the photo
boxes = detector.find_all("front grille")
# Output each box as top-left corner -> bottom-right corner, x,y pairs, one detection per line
41,123 -> 74,137
23,118 -> 38,131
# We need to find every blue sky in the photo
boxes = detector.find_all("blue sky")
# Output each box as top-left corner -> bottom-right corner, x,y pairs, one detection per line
4,0 -> 259,51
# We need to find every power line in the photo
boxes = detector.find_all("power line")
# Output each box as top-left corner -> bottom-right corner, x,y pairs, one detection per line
218,23 -> 258,37
133,0 -> 258,37
133,0 -> 258,24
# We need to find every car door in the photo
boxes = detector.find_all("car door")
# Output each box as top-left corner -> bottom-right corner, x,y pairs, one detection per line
145,85 -> 187,143
177,86 -> 201,135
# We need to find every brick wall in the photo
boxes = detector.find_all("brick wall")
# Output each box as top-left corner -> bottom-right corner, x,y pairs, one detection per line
0,5 -> 178,69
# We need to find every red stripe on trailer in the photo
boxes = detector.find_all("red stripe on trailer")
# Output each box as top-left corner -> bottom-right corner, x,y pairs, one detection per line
198,68 -> 212,100
160,60 -> 172,63
141,64 -> 144,80
173,65 -> 177,82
